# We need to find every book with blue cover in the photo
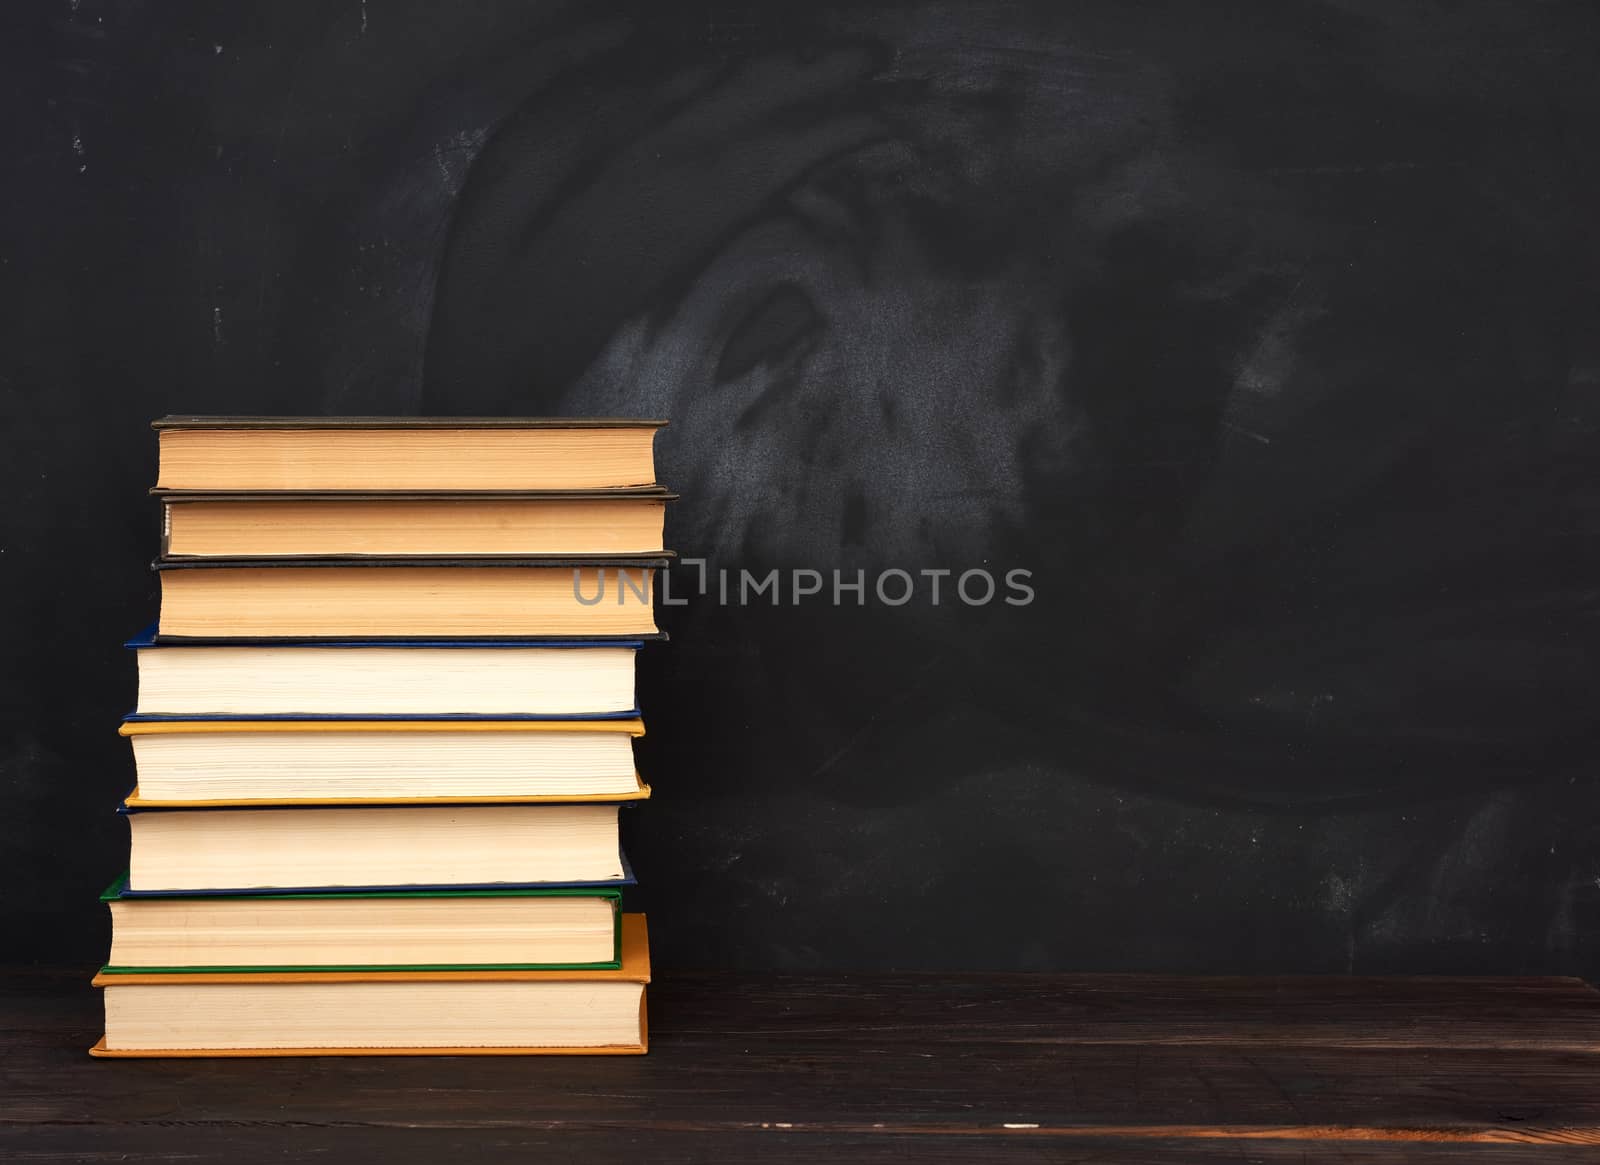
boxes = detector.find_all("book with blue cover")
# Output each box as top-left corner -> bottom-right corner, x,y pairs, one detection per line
119,717 -> 651,803
126,623 -> 655,716
126,623 -> 667,646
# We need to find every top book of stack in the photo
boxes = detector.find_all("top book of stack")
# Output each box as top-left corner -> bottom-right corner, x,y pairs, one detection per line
153,417 -> 666,492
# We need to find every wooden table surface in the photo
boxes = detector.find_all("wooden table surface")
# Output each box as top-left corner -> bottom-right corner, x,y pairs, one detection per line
6,968 -> 1600,1162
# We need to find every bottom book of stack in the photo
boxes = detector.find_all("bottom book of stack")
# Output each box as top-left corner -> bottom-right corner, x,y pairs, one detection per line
92,911 -> 650,1056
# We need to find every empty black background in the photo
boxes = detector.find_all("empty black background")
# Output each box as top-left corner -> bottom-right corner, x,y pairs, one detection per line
5,0 -> 1600,973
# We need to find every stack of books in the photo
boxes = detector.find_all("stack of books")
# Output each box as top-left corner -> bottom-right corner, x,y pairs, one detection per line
92,416 -> 671,1057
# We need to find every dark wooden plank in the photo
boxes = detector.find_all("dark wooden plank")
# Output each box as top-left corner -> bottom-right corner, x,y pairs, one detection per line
10,1042 -> 1600,1143
653,972 -> 1600,1052
1,1126 -> 1597,1165
4,969 -> 1600,1149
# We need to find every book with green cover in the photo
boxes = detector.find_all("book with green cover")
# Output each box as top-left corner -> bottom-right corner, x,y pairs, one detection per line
100,876 -> 624,973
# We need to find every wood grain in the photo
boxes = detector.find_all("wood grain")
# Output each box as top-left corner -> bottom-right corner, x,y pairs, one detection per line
5,968 -> 1600,1160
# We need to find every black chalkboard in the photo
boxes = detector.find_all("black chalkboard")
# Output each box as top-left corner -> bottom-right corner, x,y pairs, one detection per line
5,0 -> 1599,973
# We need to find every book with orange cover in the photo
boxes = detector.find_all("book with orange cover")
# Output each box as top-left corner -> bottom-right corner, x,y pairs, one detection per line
91,914 -> 651,1056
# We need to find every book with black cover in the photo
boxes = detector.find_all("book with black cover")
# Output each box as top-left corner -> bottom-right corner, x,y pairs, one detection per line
127,622 -> 666,646
152,416 -> 668,428
153,416 -> 667,492
156,488 -> 677,559
154,556 -> 671,638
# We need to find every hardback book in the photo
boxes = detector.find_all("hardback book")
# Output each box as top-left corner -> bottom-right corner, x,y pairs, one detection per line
119,719 -> 649,803
127,627 -> 642,717
123,801 -> 629,892
157,490 -> 673,558
92,913 -> 651,1055
101,876 -> 624,971
154,557 -> 668,638
153,416 -> 665,492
